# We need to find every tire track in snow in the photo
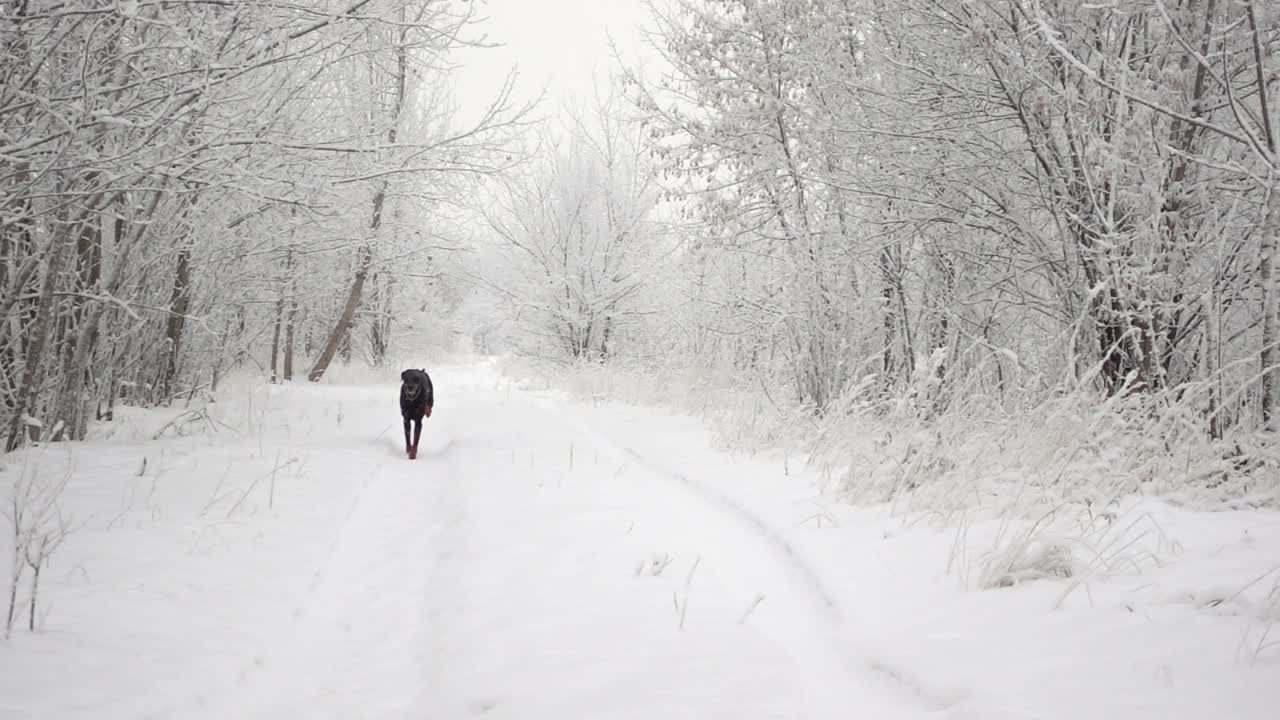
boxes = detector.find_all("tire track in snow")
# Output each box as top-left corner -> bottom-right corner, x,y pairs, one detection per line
617,444 -> 842,614
209,450 -> 445,720
538,395 -> 959,718
419,425 -> 473,718
628,447 -> 967,713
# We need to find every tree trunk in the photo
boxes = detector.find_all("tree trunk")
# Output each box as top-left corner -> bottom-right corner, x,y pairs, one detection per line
284,256 -> 297,381
54,216 -> 104,440
159,247 -> 191,400
0,0 -> 35,418
308,243 -> 373,382
1260,191 -> 1278,428
1203,290 -> 1222,439
370,271 -> 394,366
0,185 -> 40,423
879,244 -> 904,392
269,295 -> 284,383
6,226 -> 75,451
339,320 -> 354,365
1247,0 -> 1278,428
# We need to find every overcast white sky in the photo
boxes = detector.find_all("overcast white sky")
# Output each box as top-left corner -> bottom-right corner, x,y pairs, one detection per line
450,0 -> 658,124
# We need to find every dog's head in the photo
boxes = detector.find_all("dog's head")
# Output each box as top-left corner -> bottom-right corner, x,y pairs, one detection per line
401,368 -> 425,399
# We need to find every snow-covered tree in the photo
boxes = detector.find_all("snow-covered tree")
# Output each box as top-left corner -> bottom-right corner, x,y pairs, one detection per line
629,0 -> 1278,437
476,87 -> 667,361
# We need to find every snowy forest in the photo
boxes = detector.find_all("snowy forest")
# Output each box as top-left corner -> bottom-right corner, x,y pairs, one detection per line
5,0 -> 1277,496
2,1 -> 1279,716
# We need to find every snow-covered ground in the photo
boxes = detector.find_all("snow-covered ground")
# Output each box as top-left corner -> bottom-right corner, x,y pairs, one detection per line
1,361 -> 1277,719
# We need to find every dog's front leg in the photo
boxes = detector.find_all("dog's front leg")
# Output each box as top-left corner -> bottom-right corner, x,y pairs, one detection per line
403,416 -> 413,454
412,418 -> 423,455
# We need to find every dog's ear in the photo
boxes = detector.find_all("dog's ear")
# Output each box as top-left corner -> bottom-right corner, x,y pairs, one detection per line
400,369 -> 414,383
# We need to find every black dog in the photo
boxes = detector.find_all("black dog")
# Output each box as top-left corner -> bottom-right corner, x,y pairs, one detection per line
399,368 -> 434,459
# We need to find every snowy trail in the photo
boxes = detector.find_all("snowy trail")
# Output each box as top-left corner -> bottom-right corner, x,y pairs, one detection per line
183,365 -> 905,719
223,447 -> 443,718
4,362 -> 1279,720
423,373 -> 885,719
420,368 -> 856,718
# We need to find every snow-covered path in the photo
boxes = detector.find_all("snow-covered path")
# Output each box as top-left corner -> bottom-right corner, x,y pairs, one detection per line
0,364 -> 913,719
222,364 -> 908,719
3,362 -> 1278,719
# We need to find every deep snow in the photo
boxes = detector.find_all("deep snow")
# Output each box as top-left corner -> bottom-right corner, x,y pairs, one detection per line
1,361 -> 1277,719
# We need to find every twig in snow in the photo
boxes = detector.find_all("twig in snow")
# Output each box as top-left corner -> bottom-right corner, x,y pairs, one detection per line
226,457 -> 299,518
801,510 -> 839,529
150,407 -> 210,440
269,450 -> 281,510
684,556 -> 701,588
200,463 -> 236,517
738,593 -> 766,625
5,456 -> 75,637
26,507 -> 72,631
